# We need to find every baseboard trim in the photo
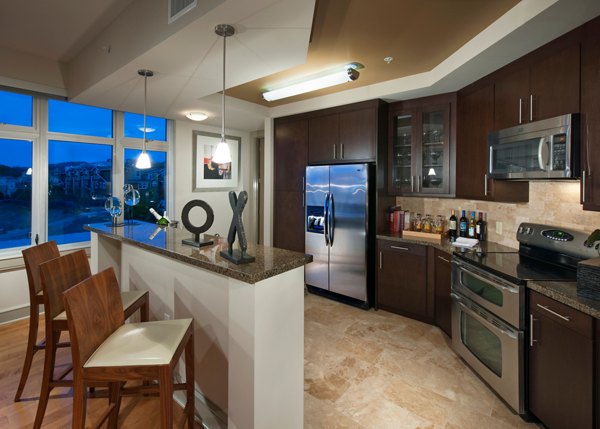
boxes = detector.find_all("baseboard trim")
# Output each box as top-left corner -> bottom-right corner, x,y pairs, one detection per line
0,305 -> 30,325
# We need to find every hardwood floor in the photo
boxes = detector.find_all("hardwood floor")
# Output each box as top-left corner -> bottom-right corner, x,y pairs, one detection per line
0,316 -> 202,428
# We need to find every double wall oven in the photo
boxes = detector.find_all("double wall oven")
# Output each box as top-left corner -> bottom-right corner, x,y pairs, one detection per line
451,223 -> 597,416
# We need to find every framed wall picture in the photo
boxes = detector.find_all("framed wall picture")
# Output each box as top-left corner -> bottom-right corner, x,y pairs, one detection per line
192,130 -> 240,191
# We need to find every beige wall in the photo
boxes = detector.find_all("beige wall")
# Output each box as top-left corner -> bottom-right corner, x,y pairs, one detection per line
396,181 -> 600,248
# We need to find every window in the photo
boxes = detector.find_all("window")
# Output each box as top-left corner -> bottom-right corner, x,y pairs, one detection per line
0,90 -> 33,127
48,141 -> 113,245
0,138 -> 32,249
0,88 -> 172,256
124,112 -> 167,141
48,100 -> 113,138
124,149 -> 166,222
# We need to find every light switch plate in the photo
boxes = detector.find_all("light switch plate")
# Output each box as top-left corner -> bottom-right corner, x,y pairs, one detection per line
496,221 -> 503,235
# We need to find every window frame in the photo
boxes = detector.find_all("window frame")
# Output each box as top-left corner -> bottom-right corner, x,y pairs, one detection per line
0,91 -> 174,259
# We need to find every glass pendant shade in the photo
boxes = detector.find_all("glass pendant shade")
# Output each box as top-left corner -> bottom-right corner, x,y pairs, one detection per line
136,150 -> 152,169
212,139 -> 232,164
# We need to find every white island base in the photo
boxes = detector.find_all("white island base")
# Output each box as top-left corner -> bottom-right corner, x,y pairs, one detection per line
90,230 -> 305,429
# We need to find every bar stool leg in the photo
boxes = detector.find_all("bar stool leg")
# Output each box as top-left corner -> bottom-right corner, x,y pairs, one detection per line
159,367 -> 174,429
33,329 -> 59,429
107,381 -> 122,429
186,333 -> 195,428
71,377 -> 87,429
14,300 -> 41,401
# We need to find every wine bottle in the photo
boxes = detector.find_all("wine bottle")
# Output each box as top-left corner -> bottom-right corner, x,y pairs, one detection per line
468,211 -> 476,238
448,209 -> 457,241
476,212 -> 486,241
459,210 -> 468,238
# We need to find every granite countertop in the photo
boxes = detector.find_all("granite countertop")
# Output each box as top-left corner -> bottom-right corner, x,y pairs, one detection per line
376,232 -> 517,255
85,222 -> 312,284
528,280 -> 600,319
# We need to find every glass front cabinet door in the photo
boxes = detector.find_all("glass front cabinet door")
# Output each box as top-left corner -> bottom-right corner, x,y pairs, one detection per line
389,102 -> 451,195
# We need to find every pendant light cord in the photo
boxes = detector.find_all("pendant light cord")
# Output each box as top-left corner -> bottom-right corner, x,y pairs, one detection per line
221,31 -> 226,142
143,73 -> 148,151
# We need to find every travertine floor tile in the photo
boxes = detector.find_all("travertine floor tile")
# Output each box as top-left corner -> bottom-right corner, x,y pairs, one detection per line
304,292 -> 541,428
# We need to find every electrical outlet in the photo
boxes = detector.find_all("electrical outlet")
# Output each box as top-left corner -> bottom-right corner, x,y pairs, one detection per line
496,221 -> 503,235
163,313 -> 171,320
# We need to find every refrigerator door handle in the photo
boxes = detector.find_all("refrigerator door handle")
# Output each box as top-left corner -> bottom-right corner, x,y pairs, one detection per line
324,192 -> 330,245
329,193 -> 335,247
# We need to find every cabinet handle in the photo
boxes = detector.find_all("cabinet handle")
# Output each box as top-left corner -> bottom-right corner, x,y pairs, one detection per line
484,173 -> 488,196
518,98 -> 523,124
529,314 -> 537,347
536,303 -> 571,322
333,144 -> 336,160
411,175 -> 414,192
582,170 -> 586,203
379,251 -> 382,269
417,175 -> 420,193
529,94 -> 534,122
390,245 -> 409,251
437,255 -> 450,263
340,143 -> 344,159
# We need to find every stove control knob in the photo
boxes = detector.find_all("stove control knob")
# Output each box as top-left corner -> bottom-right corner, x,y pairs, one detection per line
525,227 -> 532,234
518,226 -> 524,234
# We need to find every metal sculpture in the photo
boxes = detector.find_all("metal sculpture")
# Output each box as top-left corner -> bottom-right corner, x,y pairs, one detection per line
220,190 -> 255,264
181,200 -> 215,247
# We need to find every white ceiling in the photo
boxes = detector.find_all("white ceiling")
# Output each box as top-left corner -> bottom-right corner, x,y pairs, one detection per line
1,0 -> 600,132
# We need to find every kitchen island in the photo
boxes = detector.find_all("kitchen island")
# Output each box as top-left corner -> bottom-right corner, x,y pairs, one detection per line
84,222 -> 311,429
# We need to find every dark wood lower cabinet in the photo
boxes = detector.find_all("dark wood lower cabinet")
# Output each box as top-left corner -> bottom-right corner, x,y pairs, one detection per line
528,290 -> 593,429
432,248 -> 452,337
376,240 -> 432,322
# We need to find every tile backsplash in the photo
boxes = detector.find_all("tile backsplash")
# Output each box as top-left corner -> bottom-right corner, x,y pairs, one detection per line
396,181 -> 600,248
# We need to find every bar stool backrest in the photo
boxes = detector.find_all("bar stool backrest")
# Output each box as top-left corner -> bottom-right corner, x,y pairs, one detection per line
39,249 -> 92,320
63,267 -> 125,371
22,241 -> 59,297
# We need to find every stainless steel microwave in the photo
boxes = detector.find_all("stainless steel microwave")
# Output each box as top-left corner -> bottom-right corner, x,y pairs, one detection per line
488,113 -> 580,179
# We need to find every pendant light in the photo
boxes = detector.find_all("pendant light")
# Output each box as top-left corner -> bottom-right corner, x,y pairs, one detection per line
135,69 -> 154,169
211,24 -> 234,165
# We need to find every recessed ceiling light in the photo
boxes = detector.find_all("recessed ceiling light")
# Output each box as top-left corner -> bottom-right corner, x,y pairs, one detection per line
186,112 -> 209,121
384,56 -> 393,64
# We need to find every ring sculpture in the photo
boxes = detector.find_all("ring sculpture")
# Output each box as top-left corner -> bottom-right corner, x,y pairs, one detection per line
220,190 -> 255,264
181,199 -> 215,247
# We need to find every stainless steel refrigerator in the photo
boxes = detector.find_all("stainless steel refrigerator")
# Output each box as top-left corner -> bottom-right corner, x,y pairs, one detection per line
305,163 -> 373,306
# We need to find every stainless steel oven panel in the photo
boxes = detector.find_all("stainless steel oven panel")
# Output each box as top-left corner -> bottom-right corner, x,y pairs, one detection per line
452,259 -> 523,328
451,292 -> 524,414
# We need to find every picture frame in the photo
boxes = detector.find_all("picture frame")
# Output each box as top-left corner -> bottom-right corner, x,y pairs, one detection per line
192,130 -> 240,191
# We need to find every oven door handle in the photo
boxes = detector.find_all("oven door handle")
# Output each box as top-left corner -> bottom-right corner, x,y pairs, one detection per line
453,293 -> 518,340
456,262 -> 519,294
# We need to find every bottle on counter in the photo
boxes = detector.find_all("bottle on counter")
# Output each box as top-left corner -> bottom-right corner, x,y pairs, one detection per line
468,211 -> 476,238
459,210 -> 468,237
415,213 -> 423,232
448,209 -> 457,241
423,214 -> 432,233
476,212 -> 487,241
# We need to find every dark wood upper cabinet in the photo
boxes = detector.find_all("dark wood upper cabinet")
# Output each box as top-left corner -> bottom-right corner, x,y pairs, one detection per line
493,32 -> 581,130
456,82 -> 528,202
274,117 -> 308,192
581,16 -> 600,211
308,114 -> 339,164
493,66 -> 530,130
339,108 -> 377,161
388,93 -> 455,197
308,100 -> 382,164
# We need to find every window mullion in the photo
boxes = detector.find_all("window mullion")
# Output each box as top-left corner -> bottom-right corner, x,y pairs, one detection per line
32,95 -> 48,244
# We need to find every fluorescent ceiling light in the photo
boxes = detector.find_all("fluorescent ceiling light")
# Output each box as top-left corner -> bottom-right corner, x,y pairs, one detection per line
263,68 -> 359,102
186,112 -> 208,121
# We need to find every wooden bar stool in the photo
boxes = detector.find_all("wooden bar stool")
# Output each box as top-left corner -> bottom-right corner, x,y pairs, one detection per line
32,249 -> 150,429
15,241 -> 65,402
63,267 -> 195,429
